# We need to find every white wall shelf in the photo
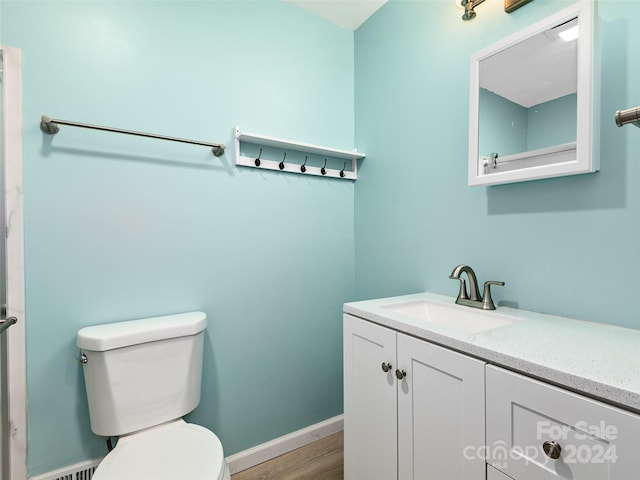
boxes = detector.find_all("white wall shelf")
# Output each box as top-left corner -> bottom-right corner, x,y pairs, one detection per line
234,127 -> 365,180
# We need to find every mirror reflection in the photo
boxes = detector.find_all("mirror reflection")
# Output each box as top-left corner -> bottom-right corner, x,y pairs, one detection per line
479,17 -> 578,173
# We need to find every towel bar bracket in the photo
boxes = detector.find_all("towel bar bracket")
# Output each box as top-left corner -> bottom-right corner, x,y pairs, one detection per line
615,106 -> 640,128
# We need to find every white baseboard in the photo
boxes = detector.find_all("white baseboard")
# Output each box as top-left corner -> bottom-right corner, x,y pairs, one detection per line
225,414 -> 344,475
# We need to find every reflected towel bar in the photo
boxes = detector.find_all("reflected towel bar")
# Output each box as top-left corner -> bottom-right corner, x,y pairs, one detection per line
615,106 -> 640,128
39,115 -> 226,156
482,142 -> 577,168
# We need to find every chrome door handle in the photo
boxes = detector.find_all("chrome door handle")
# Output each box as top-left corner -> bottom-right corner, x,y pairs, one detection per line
381,362 -> 392,373
395,369 -> 407,380
0,316 -> 17,335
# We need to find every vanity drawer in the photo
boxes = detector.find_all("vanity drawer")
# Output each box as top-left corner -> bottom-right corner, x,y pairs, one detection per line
486,365 -> 640,480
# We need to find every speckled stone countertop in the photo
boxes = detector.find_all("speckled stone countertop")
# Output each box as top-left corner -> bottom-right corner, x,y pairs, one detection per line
344,292 -> 640,414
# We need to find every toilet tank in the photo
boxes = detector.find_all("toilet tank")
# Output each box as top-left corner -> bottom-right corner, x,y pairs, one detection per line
77,312 -> 207,437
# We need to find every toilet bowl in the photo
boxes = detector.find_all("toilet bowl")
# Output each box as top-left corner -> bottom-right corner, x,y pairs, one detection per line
77,312 -> 230,480
92,420 -> 230,480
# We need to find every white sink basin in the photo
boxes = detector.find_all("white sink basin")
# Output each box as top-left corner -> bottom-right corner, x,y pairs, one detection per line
378,299 -> 517,334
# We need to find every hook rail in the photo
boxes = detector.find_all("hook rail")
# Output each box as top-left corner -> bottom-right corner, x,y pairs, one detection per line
39,115 -> 227,156
234,127 -> 365,180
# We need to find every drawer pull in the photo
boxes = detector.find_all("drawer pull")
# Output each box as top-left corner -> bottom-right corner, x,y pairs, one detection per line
381,362 -> 392,373
542,440 -> 562,460
395,369 -> 407,380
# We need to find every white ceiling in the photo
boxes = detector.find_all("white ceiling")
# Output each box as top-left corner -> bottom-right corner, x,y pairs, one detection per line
480,19 -> 578,108
287,0 -> 389,30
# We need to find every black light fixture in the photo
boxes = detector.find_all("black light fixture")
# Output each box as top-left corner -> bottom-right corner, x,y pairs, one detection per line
461,0 -> 486,21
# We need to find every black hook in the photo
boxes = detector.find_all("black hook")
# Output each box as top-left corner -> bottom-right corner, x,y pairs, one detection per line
279,152 -> 287,170
321,159 -> 327,176
301,156 -> 308,173
255,148 -> 262,167
339,162 -> 346,178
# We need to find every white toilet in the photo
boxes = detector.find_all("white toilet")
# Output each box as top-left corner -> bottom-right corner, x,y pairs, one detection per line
77,311 -> 231,480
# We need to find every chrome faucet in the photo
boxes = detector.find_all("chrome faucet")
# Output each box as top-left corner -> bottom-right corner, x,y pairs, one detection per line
449,264 -> 505,310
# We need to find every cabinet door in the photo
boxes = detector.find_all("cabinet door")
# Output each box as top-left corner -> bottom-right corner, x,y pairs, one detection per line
486,365 -> 640,480
344,314 -> 398,480
397,333 -> 486,480
487,464 -> 514,480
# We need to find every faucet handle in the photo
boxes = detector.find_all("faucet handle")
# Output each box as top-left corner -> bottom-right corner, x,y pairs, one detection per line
482,281 -> 505,310
449,276 -> 469,300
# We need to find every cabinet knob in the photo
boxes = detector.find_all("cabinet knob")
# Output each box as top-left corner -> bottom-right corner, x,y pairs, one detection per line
395,369 -> 407,380
542,440 -> 562,460
381,362 -> 392,373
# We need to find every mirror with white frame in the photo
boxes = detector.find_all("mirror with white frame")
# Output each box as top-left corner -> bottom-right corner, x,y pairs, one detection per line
468,1 -> 598,186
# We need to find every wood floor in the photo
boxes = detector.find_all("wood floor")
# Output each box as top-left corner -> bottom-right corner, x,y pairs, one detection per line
231,431 -> 344,480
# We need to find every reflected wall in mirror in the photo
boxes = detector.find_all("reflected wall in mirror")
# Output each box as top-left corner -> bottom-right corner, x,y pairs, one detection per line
468,1 -> 598,186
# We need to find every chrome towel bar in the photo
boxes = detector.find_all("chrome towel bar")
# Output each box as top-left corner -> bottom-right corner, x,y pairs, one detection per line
40,115 -> 226,156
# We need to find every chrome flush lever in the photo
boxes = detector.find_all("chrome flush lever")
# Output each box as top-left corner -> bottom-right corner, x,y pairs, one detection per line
0,316 -> 17,335
0,304 -> 17,334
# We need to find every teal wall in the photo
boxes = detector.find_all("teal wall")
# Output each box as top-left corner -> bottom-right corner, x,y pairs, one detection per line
479,88 -> 528,157
1,1 -> 354,476
479,89 -> 577,156
527,93 -> 578,150
355,0 -> 640,328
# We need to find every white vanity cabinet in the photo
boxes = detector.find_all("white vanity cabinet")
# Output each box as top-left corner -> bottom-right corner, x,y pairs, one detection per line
343,314 -> 486,480
345,292 -> 640,480
486,365 -> 640,480
487,464 -> 514,480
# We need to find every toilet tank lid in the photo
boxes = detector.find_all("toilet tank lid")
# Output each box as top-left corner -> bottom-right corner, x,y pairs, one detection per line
77,312 -> 207,351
